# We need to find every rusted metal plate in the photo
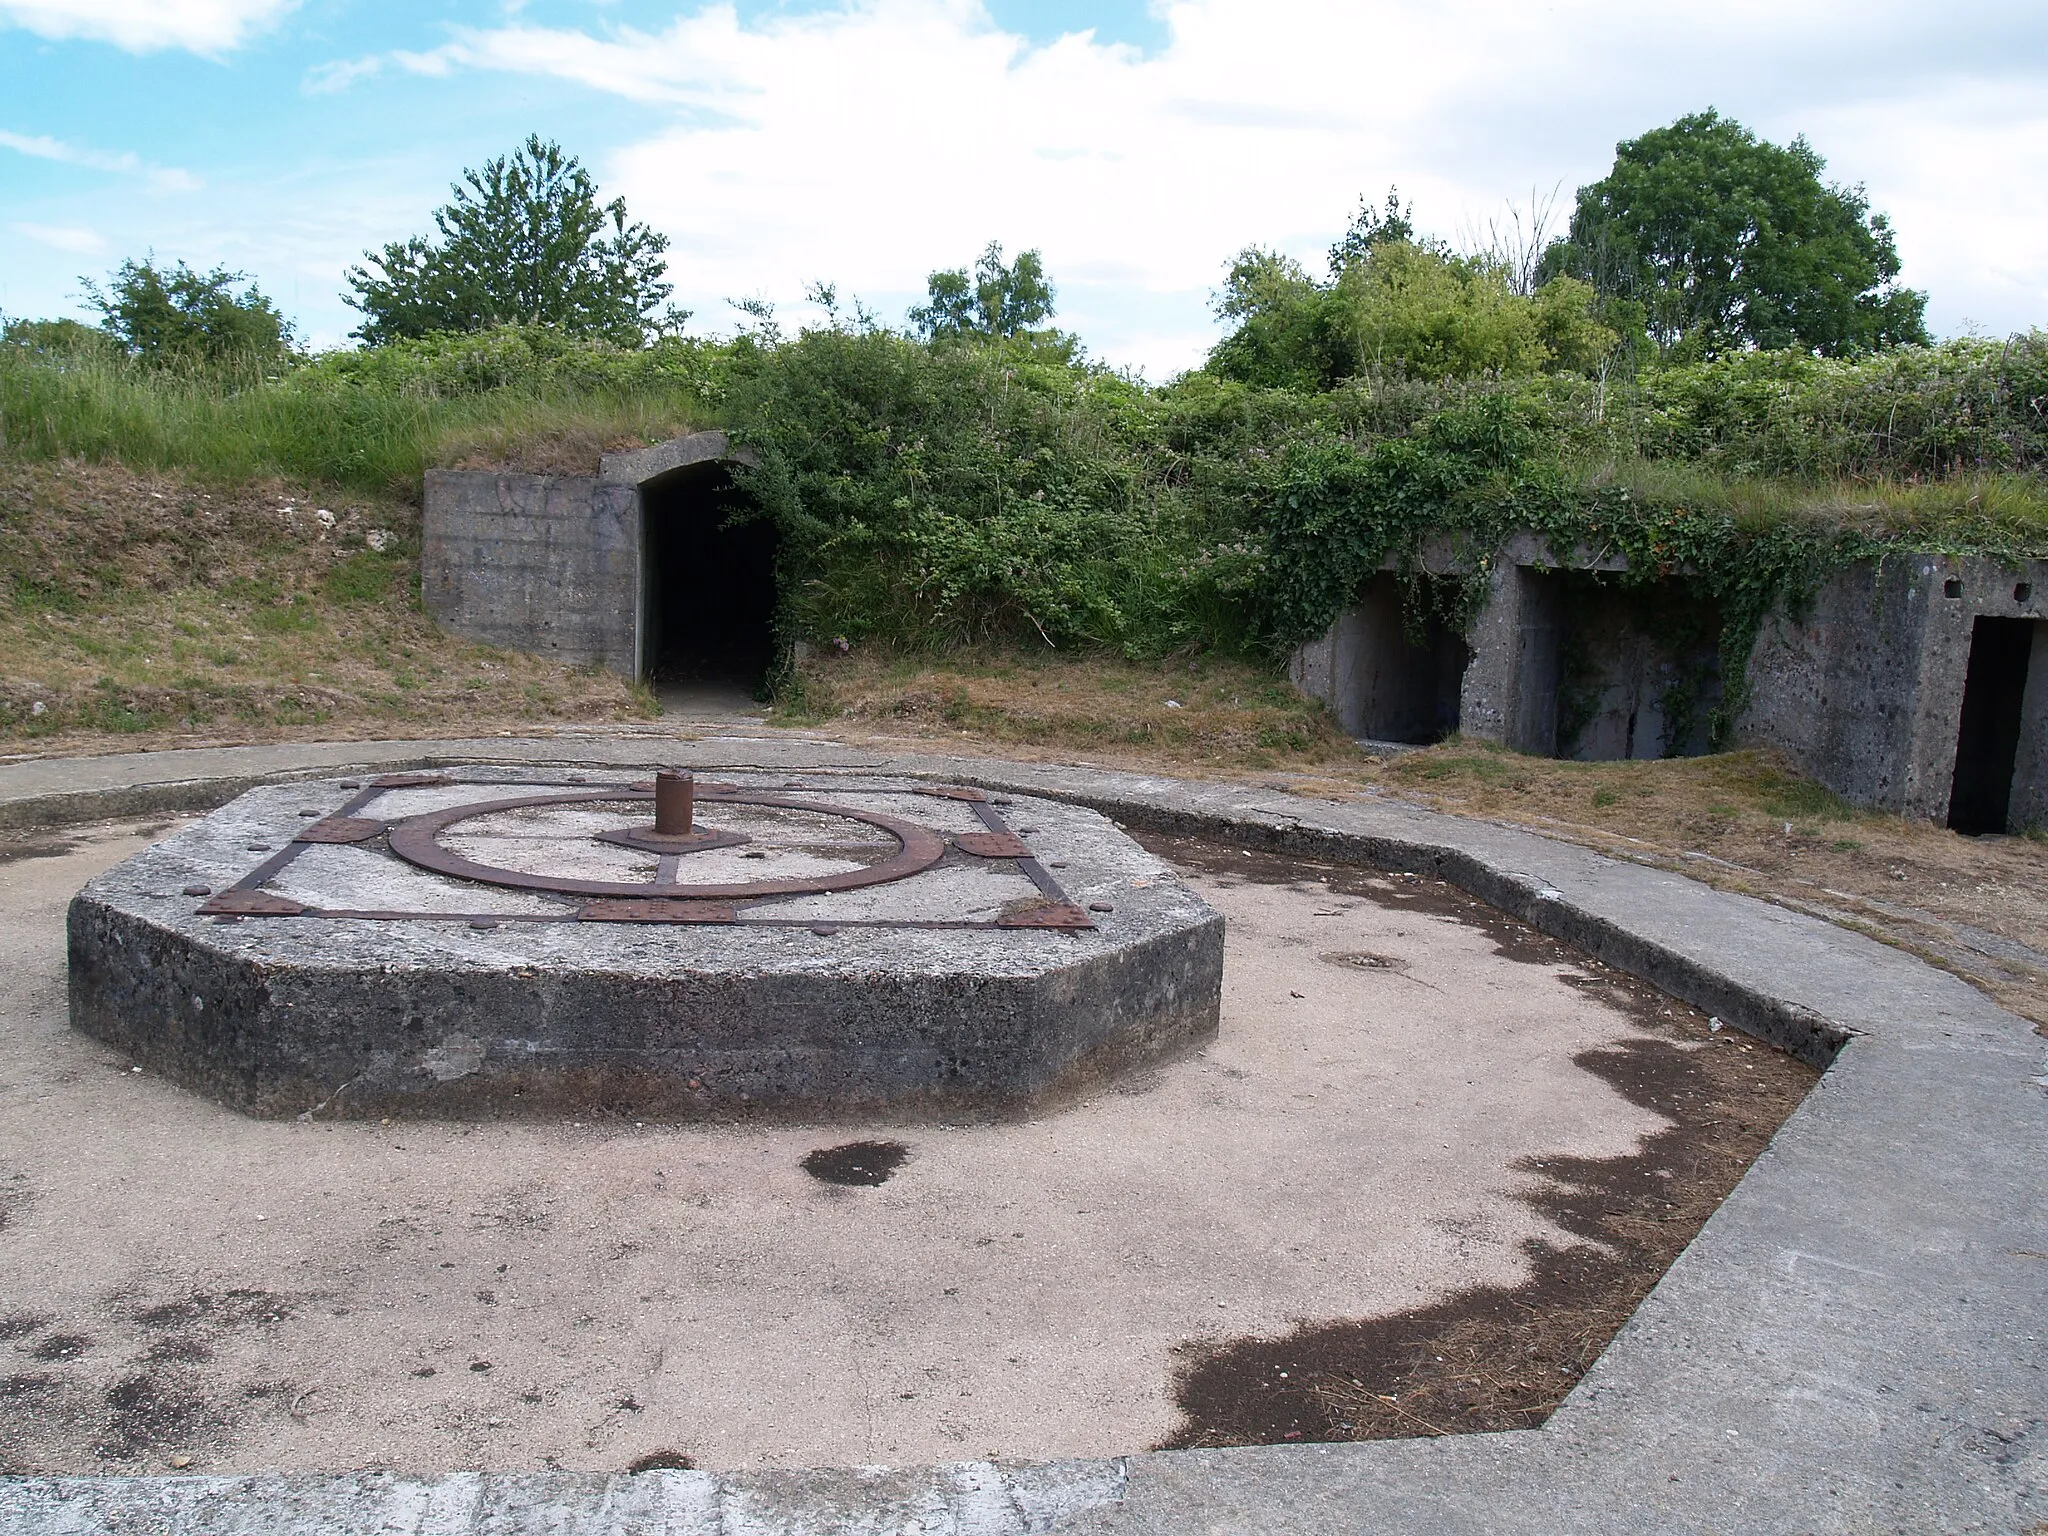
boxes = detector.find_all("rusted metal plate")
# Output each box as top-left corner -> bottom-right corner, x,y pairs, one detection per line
917,785 -> 988,802
197,889 -> 307,916
957,831 -> 1032,859
294,816 -> 385,844
577,900 -> 738,924
996,902 -> 1094,930
387,790 -> 946,900
595,827 -> 751,855
370,772 -> 450,788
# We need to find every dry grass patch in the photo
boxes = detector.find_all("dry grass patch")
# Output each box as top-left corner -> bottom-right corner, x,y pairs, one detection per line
1358,744 -> 2048,1033
779,647 -> 1353,769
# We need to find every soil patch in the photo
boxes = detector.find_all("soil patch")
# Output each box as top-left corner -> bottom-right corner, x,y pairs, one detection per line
626,1449 -> 698,1473
1136,831 -> 1819,1450
801,1141 -> 911,1187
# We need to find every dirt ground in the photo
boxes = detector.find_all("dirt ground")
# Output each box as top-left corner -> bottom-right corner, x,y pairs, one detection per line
0,820 -> 1810,1474
1145,834 -> 1816,1447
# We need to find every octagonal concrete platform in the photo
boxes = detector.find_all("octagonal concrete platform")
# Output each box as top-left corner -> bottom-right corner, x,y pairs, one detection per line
66,771 -> 1222,1121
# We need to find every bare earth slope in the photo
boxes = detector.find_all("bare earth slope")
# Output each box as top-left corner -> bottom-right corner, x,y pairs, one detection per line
0,460 -> 647,748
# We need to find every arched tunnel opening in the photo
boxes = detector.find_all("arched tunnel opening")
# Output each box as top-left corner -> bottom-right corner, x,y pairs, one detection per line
639,463 -> 778,696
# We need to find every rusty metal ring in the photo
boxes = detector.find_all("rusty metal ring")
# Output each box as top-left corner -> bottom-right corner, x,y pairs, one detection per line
384,789 -> 946,900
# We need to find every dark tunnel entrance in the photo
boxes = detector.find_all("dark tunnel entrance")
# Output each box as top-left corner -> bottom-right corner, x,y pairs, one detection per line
640,463 -> 778,694
1947,616 -> 2037,834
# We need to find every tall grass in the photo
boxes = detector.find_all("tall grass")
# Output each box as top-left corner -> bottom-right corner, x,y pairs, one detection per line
1584,458 -> 2048,543
0,342 -> 711,494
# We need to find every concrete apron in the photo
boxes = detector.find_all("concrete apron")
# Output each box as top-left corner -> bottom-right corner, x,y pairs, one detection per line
1,735 -> 2043,1536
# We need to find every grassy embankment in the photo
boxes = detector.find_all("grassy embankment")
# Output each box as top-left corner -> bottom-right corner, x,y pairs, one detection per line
0,458 -> 655,748
0,333 -> 719,748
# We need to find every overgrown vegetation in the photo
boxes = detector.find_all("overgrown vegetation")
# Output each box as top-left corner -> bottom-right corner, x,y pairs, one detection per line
3,111 -> 2044,741
7,311 -> 2045,698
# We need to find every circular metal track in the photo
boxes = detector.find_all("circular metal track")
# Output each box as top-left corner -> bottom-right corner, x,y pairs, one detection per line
384,789 -> 947,901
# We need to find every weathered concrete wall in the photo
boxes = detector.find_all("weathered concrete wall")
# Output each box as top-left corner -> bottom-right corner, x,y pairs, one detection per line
598,428 -> 735,486
1290,536 -> 2048,821
421,470 -> 641,677
1553,575 -> 1723,762
1739,555 -> 2048,820
421,432 -> 746,682
1458,562 -> 1561,754
2012,621 -> 2048,830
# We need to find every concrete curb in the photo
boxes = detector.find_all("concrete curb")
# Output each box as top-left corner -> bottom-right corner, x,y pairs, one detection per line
2,735 -> 2043,1535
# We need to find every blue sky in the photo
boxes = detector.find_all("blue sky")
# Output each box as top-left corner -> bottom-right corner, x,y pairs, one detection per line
3,0 -> 2045,375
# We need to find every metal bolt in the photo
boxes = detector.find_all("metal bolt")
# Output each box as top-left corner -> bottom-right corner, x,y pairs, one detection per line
654,769 -> 695,836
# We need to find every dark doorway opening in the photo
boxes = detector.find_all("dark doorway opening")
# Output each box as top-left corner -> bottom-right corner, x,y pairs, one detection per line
1947,617 -> 2036,834
1550,573 -> 1723,762
1361,574 -> 1469,744
640,463 -> 777,694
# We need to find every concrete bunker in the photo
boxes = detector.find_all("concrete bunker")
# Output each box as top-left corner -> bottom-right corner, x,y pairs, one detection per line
421,430 -> 775,689
1296,540 -> 2048,821
1288,574 -> 1469,744
1516,570 -> 1723,761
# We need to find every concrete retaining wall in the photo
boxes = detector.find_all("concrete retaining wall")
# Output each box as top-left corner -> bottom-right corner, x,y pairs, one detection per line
420,431 -> 739,681
421,470 -> 641,675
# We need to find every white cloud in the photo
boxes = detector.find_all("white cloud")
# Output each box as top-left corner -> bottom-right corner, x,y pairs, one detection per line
1798,81 -> 2048,340
0,0 -> 294,53
0,128 -> 201,193
303,55 -> 385,95
10,222 -> 108,256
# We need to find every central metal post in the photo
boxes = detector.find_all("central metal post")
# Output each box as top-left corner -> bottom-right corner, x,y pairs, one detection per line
654,768 -> 695,836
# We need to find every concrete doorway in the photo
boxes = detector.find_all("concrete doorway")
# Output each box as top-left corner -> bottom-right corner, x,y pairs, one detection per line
1948,617 -> 2037,833
640,463 -> 777,698
1293,575 -> 1469,745
1551,574 -> 1722,762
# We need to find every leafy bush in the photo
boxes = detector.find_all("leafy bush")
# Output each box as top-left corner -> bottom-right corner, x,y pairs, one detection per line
297,324 -> 728,402
1209,240 -> 1617,390
81,258 -> 296,371
727,326 -> 1197,652
1631,335 -> 2048,478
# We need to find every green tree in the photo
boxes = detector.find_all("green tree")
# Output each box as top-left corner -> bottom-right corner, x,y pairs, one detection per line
1552,109 -> 1928,357
908,243 -> 1058,341
344,135 -> 673,346
1207,248 -> 1342,389
1337,242 -> 1552,378
1326,187 -> 1415,275
80,257 -> 295,369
